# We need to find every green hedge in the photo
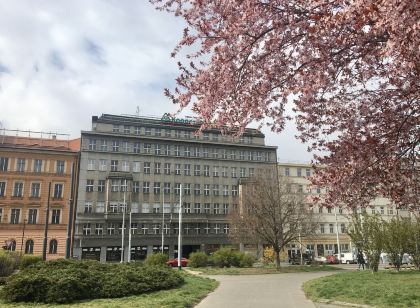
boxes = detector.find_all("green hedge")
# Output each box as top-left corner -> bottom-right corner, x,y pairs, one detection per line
0,252 -> 17,277
19,255 -> 43,270
1,259 -> 183,304
189,252 -> 208,268
144,253 -> 168,266
211,249 -> 255,268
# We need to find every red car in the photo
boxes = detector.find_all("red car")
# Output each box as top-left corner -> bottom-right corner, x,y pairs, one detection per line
327,255 -> 339,264
166,258 -> 188,267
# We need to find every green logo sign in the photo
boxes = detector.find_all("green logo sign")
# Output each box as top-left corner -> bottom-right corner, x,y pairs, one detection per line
161,113 -> 194,125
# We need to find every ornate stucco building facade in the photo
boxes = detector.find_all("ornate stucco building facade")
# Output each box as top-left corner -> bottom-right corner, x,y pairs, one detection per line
0,132 -> 80,259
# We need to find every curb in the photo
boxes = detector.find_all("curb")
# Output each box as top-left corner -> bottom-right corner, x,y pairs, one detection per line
315,299 -> 374,308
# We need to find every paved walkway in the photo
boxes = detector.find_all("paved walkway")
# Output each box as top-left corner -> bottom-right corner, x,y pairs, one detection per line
195,272 -> 339,308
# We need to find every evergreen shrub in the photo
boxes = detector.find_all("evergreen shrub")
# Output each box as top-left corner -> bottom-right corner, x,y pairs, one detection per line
188,252 -> 208,268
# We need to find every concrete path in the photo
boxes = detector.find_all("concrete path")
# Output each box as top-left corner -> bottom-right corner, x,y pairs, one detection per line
195,272 -> 338,308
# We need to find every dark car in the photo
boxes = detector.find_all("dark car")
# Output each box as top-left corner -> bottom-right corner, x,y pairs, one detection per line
166,258 -> 188,267
288,253 -> 312,265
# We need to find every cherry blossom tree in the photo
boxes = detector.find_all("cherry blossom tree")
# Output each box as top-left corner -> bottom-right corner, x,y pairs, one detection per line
151,0 -> 419,210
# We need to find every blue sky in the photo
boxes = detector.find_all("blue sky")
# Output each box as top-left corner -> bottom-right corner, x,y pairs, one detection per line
0,0 -> 311,162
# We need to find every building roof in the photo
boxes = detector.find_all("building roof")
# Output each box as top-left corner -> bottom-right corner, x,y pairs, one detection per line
93,114 -> 266,138
0,135 -> 80,152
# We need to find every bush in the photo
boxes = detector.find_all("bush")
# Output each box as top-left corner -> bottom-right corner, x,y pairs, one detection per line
19,255 -> 43,269
0,252 -> 16,277
144,253 -> 168,266
0,259 -> 183,304
239,253 -> 255,268
189,252 -> 208,268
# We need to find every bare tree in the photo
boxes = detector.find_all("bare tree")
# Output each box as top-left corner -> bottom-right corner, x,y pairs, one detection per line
229,174 -> 317,269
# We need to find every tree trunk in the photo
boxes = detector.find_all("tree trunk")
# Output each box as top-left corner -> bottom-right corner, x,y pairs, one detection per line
275,249 -> 281,270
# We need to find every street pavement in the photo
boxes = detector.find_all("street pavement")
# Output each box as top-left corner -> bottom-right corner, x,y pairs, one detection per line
195,271 -> 340,308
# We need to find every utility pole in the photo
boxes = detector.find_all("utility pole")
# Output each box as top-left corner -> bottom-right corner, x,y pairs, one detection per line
66,161 -> 76,259
121,179 -> 126,263
42,182 -> 51,261
335,206 -> 341,263
161,189 -> 165,254
177,184 -> 183,270
20,219 -> 27,254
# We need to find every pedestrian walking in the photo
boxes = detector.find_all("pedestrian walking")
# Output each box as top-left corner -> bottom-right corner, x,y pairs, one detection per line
357,252 -> 365,270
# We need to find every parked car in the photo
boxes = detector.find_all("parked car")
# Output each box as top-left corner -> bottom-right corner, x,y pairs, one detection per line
313,256 -> 327,263
338,253 -> 357,264
166,258 -> 188,267
327,255 -> 339,264
288,253 -> 312,265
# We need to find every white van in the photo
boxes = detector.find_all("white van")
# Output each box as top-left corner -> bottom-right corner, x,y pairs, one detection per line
338,252 -> 357,264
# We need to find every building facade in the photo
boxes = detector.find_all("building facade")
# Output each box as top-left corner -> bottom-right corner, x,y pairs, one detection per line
277,162 -> 405,259
74,114 -> 277,262
0,132 -> 80,259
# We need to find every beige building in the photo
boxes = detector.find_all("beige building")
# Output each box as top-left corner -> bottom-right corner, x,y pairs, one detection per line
0,131 -> 80,259
278,162 -> 404,259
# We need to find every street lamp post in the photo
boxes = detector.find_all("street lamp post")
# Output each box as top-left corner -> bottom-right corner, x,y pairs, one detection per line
177,184 -> 183,270
20,219 -> 27,254
334,206 -> 341,263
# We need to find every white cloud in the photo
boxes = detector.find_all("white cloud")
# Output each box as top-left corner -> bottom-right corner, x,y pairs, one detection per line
0,0 -> 312,162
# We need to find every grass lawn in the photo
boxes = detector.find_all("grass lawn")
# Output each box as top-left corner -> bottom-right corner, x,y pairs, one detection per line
0,272 -> 218,308
303,270 -> 420,308
191,264 -> 341,275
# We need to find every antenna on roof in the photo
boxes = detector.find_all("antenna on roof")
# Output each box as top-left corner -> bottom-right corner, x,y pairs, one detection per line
136,106 -> 140,117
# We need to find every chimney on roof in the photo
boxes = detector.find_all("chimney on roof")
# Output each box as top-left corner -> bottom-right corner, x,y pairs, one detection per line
52,135 -> 57,140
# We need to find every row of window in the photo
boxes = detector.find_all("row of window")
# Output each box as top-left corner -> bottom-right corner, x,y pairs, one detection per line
0,157 -> 66,174
87,159 -> 259,178
86,180 -> 239,196
87,139 -> 272,162
5,239 -> 58,254
81,222 -> 230,236
83,201 -> 233,215
284,167 -> 312,177
319,223 -> 347,234
0,208 -> 61,224
108,124 -> 254,145
0,181 -> 64,198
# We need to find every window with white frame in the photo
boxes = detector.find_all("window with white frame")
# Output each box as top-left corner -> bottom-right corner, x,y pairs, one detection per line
164,163 -> 171,175
134,126 -> 141,135
204,203 -> 210,214
194,203 -> 201,214
153,182 -> 160,195
131,202 -> 139,213
155,144 -> 161,155
100,139 -> 107,151
10,208 -> 20,224
111,180 -> 119,192
174,183 -> 181,195
204,184 -> 210,196
153,203 -> 160,213
202,147 -> 209,157
143,182 -> 150,194
213,166 -> 219,177
239,151 -> 245,160
164,144 -> 170,155
31,183 -> 40,197
144,143 -> 151,154
204,165 -> 210,176
13,182 -> 23,197
133,142 -> 140,153
184,146 -> 190,157
213,184 -> 219,196
133,181 -> 140,193
83,223 -> 91,235
0,157 -> 8,171
223,185 -> 229,196
99,159 -> 107,171
107,223 -> 115,235
194,184 -> 200,195
140,223 -> 148,234
16,158 -> 25,172
212,149 -> 219,158
184,202 -> 191,214
174,145 -> 180,156
133,161 -> 140,173
175,164 -> 181,175
213,203 -> 220,214
154,162 -> 161,174
112,140 -> 119,152
214,223 -> 221,234
96,202 -> 105,213
184,183 -> 191,195
223,203 -> 229,214
88,139 -> 96,150
163,203 -> 171,213
123,126 -> 130,134
184,164 -> 191,176
145,127 -> 151,135
240,168 -> 246,178
98,180 -> 105,192
165,129 -> 171,137
34,159 -> 42,172
86,180 -> 94,192
143,162 -> 151,174
222,166 -> 228,177
109,202 -> 118,213
111,160 -> 118,171
122,141 -> 129,152
122,160 -> 129,172
320,224 -> 325,234
232,185 -> 238,196
95,223 -> 103,235
249,168 -> 255,177
164,182 -> 170,194
142,203 -> 150,213
0,181 -> 6,197
194,165 -> 200,176
231,167 -> 237,178
84,202 -> 93,214
223,223 -> 229,234
297,168 -> 302,177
